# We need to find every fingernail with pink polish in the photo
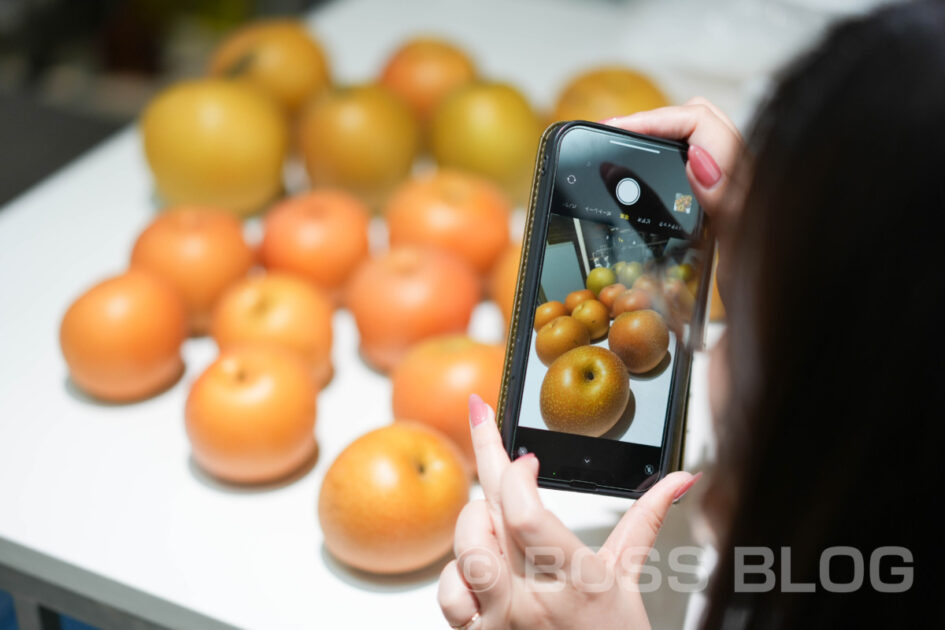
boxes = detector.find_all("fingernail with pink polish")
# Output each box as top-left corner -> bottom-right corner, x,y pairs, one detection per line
689,146 -> 722,188
468,393 -> 487,428
673,471 -> 703,501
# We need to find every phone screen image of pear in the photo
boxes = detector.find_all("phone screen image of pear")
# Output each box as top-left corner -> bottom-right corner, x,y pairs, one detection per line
517,127 -> 705,447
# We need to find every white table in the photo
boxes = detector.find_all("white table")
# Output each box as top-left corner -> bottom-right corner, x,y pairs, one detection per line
0,0 -> 860,627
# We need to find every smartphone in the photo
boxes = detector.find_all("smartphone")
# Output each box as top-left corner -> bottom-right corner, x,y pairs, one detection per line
497,121 -> 714,499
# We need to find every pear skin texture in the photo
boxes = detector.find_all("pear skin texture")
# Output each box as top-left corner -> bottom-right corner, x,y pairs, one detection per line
540,346 -> 629,437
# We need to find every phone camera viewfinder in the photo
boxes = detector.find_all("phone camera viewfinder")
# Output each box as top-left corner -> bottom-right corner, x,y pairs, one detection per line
644,464 -> 656,475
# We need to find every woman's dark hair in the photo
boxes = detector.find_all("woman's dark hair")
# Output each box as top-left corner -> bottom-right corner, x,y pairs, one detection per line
703,1 -> 945,628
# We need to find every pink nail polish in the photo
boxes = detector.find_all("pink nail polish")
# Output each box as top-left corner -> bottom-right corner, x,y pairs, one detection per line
673,471 -> 703,501
688,146 -> 722,188
468,393 -> 487,427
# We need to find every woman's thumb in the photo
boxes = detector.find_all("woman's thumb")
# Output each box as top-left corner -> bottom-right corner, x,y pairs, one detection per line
600,471 -> 702,571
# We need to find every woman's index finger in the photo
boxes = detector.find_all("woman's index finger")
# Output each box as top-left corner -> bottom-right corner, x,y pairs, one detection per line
468,394 -> 511,508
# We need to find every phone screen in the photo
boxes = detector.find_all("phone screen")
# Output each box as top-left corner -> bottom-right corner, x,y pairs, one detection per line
508,124 -> 709,494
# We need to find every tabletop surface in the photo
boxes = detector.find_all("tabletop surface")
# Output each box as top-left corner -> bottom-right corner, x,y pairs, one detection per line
0,0 -> 851,627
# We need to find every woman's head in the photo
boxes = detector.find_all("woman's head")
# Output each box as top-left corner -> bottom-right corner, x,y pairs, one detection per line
704,1 -> 945,627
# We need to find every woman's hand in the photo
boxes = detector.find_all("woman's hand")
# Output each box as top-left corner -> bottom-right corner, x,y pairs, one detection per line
604,98 -> 746,299
603,98 -> 744,223
437,395 -> 699,630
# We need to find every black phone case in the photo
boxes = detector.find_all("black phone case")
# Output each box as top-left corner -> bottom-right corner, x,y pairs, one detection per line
495,120 -> 713,499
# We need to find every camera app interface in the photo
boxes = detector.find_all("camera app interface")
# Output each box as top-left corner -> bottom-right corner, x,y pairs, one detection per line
518,127 -> 705,445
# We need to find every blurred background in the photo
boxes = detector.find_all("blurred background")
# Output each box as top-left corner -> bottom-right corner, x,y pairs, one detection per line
0,0 -> 890,206
0,0 -> 319,204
